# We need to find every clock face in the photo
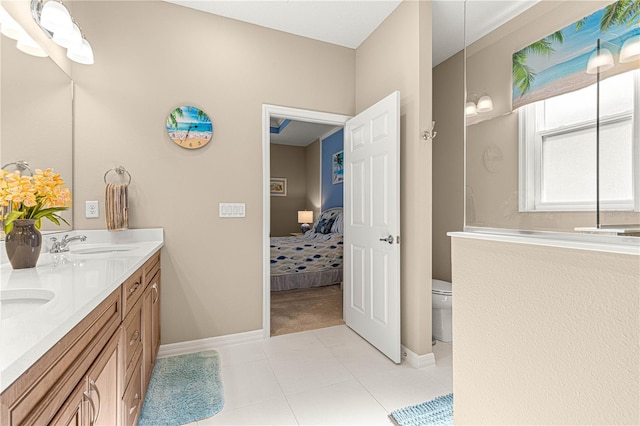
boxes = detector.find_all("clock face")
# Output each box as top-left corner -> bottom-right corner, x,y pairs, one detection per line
166,106 -> 213,149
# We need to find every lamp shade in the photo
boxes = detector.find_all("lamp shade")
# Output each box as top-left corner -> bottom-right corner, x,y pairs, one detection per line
620,35 -> 640,64
476,95 -> 494,112
16,34 -> 48,57
586,47 -> 614,74
0,5 -> 24,40
40,0 -> 73,34
465,101 -> 478,117
52,22 -> 82,49
67,38 -> 94,64
298,210 -> 313,224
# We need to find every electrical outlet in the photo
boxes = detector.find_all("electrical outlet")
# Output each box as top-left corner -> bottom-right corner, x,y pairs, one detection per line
85,201 -> 99,218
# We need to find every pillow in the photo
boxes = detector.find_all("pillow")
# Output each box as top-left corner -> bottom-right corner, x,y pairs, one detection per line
330,211 -> 343,234
314,217 -> 336,234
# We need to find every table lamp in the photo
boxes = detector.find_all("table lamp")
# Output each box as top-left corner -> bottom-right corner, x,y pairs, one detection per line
298,210 -> 313,233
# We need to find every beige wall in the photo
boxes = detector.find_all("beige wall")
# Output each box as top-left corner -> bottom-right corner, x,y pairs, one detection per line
305,139 -> 321,220
451,236 -> 639,424
270,144 -> 307,237
466,1 -> 640,231
432,52 -> 464,282
355,0 -> 433,355
70,1 -> 355,344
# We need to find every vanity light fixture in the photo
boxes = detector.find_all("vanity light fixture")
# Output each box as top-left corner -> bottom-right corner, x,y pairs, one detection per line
620,35 -> 640,64
466,92 -> 493,117
465,101 -> 478,117
586,45 -> 614,74
52,21 -> 82,49
586,32 -> 639,74
0,5 -> 23,40
0,5 -> 48,58
66,37 -> 94,64
31,0 -> 94,64
476,94 -> 494,112
17,33 -> 48,57
39,0 -> 72,34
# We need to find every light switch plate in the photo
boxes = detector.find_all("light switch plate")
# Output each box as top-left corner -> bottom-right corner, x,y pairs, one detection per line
219,203 -> 245,218
85,201 -> 99,218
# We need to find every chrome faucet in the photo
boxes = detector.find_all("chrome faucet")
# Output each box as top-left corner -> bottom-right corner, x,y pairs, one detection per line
50,234 -> 87,253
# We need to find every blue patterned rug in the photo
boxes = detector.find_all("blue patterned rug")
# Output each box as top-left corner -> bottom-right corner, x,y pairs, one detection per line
138,350 -> 224,426
390,393 -> 453,426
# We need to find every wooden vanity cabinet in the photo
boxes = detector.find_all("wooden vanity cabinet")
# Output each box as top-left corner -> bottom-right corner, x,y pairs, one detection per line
0,250 -> 162,426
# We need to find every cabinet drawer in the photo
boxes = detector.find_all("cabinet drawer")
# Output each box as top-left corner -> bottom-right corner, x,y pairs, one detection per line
121,268 -> 144,320
122,298 -> 142,388
122,357 -> 142,426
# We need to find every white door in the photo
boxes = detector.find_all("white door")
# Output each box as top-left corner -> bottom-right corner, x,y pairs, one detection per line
344,91 -> 401,363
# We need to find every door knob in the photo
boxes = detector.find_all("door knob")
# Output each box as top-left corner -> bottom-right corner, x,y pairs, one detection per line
379,236 -> 394,244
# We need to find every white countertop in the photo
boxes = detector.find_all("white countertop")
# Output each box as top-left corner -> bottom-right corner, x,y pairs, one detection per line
0,228 -> 164,393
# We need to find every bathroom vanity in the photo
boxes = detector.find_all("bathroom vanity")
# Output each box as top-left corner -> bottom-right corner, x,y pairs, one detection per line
0,229 -> 163,426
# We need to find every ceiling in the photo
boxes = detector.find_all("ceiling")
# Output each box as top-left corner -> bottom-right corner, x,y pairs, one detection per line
165,0 -> 540,146
270,118 -> 339,147
165,0 -> 540,67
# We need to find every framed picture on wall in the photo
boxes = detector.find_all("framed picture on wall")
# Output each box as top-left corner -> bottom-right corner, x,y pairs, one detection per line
270,177 -> 287,196
332,151 -> 344,184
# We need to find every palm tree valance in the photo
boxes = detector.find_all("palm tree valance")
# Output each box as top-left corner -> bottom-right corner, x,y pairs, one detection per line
512,0 -> 639,110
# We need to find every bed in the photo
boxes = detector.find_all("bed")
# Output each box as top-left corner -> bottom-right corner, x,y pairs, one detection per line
270,207 -> 344,292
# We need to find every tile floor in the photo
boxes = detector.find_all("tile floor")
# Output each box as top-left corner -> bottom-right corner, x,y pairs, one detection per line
191,325 -> 453,425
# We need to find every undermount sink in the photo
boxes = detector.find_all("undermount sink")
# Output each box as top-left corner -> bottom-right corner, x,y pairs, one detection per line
69,244 -> 136,255
0,289 -> 55,320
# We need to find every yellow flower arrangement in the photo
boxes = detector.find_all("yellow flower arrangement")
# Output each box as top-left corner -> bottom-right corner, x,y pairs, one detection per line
0,168 -> 72,233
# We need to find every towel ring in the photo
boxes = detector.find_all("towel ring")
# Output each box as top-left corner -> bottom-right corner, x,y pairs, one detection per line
104,166 -> 132,185
2,160 -> 33,176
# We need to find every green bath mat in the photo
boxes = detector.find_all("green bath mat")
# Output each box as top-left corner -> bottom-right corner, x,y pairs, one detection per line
138,350 -> 224,426
390,393 -> 453,426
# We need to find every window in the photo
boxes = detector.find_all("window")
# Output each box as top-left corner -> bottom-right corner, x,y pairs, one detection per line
519,70 -> 639,212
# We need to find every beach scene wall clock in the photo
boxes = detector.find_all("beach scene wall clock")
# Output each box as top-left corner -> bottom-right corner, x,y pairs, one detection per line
166,105 -> 213,149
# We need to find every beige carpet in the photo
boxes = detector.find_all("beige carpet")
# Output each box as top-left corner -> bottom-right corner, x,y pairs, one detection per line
270,284 -> 344,336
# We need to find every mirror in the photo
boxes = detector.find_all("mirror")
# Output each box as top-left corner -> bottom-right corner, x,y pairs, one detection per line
1,35 -> 73,235
464,0 -> 639,234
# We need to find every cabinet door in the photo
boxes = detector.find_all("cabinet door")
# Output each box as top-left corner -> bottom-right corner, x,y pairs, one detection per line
143,271 -> 161,389
85,333 -> 120,426
49,381 -> 88,426
151,272 -> 161,366
143,285 -> 153,389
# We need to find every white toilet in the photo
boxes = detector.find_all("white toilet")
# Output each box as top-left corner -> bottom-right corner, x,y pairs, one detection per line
432,279 -> 452,342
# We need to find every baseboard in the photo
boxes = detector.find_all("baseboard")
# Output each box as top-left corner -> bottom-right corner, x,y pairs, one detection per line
157,329 -> 264,358
402,345 -> 436,369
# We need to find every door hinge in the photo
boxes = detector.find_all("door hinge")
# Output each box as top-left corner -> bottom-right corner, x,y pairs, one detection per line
396,236 -> 400,244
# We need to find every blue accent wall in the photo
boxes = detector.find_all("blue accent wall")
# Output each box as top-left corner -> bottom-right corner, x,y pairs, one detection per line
321,129 -> 344,210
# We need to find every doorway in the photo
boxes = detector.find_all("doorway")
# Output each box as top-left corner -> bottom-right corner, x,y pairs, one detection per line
262,105 -> 351,339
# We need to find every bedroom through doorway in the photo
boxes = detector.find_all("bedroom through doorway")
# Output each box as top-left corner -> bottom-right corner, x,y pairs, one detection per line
265,107 -> 348,337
